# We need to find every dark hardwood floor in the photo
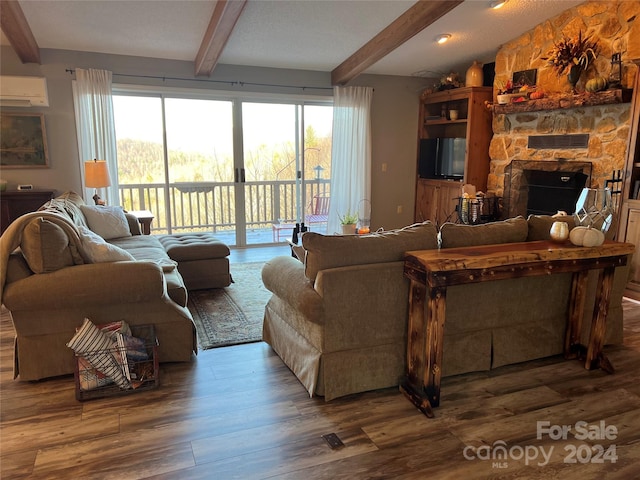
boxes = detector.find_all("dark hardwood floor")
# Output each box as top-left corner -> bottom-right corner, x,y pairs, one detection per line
2,249 -> 640,478
228,244 -> 290,263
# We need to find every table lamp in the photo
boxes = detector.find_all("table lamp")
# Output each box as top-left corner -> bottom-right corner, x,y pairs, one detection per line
84,159 -> 111,205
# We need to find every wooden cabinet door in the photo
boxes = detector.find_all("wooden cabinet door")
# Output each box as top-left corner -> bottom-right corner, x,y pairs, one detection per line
415,179 -> 462,225
625,209 -> 640,284
437,182 -> 462,224
415,180 -> 438,223
618,69 -> 640,295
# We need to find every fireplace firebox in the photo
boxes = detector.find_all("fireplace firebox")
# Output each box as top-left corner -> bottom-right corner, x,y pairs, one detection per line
503,160 -> 592,218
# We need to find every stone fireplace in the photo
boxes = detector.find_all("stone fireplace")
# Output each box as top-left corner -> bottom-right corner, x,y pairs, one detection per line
486,0 -> 638,220
503,160 -> 592,218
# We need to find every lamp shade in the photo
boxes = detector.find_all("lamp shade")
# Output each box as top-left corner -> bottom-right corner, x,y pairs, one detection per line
84,160 -> 111,188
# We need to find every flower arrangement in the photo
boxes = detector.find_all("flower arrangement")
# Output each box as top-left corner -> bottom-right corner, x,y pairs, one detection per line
543,31 -> 599,76
496,80 -> 514,95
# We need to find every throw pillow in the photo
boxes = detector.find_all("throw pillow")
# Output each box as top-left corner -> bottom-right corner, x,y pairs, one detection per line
527,214 -> 576,241
80,205 -> 132,240
67,318 -> 131,389
291,244 -> 306,263
439,216 -> 528,249
20,217 -> 75,273
78,226 -> 136,263
302,221 -> 439,281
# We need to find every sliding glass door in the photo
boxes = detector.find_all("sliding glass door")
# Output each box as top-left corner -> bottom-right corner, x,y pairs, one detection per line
241,102 -> 299,245
164,98 -> 236,243
241,102 -> 333,245
114,92 -> 331,246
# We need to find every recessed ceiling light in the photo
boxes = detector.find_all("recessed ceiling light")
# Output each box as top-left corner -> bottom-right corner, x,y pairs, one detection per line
436,34 -> 451,44
490,0 -> 507,9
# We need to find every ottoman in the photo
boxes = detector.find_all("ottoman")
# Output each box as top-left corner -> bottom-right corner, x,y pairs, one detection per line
158,233 -> 231,290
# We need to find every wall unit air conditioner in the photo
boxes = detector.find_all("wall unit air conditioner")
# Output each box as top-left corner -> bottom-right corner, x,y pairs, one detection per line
0,76 -> 49,107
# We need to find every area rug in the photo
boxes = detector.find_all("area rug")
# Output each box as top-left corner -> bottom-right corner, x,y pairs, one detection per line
187,262 -> 271,349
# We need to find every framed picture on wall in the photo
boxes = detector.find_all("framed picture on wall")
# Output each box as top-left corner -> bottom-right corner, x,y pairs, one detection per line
0,113 -> 49,168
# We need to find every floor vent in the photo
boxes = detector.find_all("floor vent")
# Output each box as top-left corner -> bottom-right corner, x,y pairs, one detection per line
528,134 -> 589,149
322,433 -> 345,449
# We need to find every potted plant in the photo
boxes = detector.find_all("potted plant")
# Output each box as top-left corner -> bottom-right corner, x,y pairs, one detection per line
339,211 -> 358,235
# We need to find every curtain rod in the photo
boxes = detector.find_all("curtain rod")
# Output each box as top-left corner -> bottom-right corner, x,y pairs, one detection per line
65,68 -> 334,92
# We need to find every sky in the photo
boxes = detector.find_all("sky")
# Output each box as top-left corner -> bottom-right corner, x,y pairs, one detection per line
113,95 -> 333,157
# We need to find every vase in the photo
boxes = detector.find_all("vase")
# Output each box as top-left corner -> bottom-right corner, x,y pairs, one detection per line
567,65 -> 583,93
341,224 -> 357,235
573,187 -> 614,233
465,60 -> 484,87
549,221 -> 569,242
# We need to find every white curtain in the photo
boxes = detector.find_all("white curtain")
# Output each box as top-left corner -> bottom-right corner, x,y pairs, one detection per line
72,68 -> 120,205
327,86 -> 373,235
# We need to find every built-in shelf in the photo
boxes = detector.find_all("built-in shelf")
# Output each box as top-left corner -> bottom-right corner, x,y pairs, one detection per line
491,88 -> 632,114
424,118 -> 467,126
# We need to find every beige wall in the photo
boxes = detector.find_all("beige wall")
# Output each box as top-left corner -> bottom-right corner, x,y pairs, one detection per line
0,46 -> 427,232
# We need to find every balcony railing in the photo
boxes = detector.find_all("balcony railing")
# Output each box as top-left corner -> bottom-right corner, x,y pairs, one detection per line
118,179 -> 330,242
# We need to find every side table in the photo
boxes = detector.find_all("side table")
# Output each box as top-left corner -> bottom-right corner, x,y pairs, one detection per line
128,210 -> 154,235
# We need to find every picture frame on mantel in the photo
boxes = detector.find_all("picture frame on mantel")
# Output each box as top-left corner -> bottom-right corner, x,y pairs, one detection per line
512,69 -> 537,88
0,113 -> 49,168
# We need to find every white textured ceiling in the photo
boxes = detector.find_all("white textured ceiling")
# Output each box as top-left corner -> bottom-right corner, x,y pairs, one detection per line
18,0 -> 217,61
219,0 -> 416,71
4,0 -> 584,78
371,0 -> 584,76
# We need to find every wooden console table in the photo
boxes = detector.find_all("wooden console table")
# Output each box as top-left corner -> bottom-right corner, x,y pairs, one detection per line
401,240 -> 635,417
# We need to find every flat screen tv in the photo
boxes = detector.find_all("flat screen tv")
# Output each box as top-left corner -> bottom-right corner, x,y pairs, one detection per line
418,138 -> 466,179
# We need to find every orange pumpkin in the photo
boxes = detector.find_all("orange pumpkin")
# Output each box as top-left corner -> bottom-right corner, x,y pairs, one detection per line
530,90 -> 545,100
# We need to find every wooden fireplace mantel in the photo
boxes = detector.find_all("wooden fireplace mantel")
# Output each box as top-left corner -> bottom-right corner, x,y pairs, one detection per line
490,88 -> 633,115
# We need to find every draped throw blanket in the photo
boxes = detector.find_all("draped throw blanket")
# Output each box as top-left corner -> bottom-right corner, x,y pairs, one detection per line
0,212 -> 84,302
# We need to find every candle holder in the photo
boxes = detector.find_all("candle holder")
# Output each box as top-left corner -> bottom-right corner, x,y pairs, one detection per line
609,52 -> 622,88
357,199 -> 371,234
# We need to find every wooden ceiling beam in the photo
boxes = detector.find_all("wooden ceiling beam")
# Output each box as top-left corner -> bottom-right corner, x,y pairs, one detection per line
195,0 -> 247,77
331,0 -> 463,86
0,0 -> 40,64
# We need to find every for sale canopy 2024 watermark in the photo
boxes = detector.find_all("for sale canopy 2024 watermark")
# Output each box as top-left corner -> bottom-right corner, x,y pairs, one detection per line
462,420 -> 618,469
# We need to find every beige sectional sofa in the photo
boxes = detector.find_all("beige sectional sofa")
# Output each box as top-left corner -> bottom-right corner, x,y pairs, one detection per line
0,191 -> 198,381
261,216 -> 630,401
